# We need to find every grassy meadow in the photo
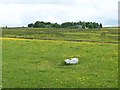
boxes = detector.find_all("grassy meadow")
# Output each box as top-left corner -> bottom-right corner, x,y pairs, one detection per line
2,27 -> 118,88
2,27 -> 118,43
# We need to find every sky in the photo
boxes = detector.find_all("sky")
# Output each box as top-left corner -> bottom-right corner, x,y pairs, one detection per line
0,0 -> 119,27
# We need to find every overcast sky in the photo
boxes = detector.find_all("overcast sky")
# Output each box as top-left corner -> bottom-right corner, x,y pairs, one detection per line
0,0 -> 118,27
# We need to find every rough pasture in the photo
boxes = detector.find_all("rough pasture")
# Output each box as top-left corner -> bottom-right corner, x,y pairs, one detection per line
1,27 -> 118,88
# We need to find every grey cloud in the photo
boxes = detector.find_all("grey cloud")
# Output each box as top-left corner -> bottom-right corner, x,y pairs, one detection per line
0,0 -> 118,27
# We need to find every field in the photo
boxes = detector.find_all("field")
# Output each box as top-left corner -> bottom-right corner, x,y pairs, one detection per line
1,27 -> 118,88
2,27 -> 119,44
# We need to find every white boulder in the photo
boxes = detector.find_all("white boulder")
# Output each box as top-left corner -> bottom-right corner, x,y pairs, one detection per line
65,58 -> 79,64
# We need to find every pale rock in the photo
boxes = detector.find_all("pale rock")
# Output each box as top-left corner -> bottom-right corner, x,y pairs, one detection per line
65,58 -> 78,64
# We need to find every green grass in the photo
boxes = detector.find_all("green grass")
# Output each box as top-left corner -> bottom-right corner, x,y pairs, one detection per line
2,39 -> 118,88
2,27 -> 119,44
2,27 -> 118,88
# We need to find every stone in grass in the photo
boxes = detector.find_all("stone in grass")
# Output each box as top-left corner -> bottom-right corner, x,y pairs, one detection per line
65,58 -> 79,64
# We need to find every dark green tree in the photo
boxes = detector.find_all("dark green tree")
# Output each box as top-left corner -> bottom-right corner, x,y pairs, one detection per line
33,21 -> 40,27
33,21 -> 45,28
28,23 -> 34,27
100,23 -> 102,28
28,21 -> 102,29
52,23 -> 60,28
82,23 -> 86,29
92,22 -> 99,28
88,23 -> 94,28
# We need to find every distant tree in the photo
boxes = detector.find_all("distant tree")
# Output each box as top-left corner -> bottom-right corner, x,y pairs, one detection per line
88,23 -> 94,28
77,21 -> 82,25
85,22 -> 90,27
33,21 -> 45,28
100,23 -> 102,28
45,22 -> 51,25
61,22 -> 74,28
28,21 -> 103,29
82,23 -> 86,29
52,23 -> 60,28
92,22 -> 99,28
28,23 -> 33,27
61,22 -> 67,28
33,21 -> 40,27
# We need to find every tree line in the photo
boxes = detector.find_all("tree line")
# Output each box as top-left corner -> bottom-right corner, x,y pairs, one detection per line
28,21 -> 102,29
